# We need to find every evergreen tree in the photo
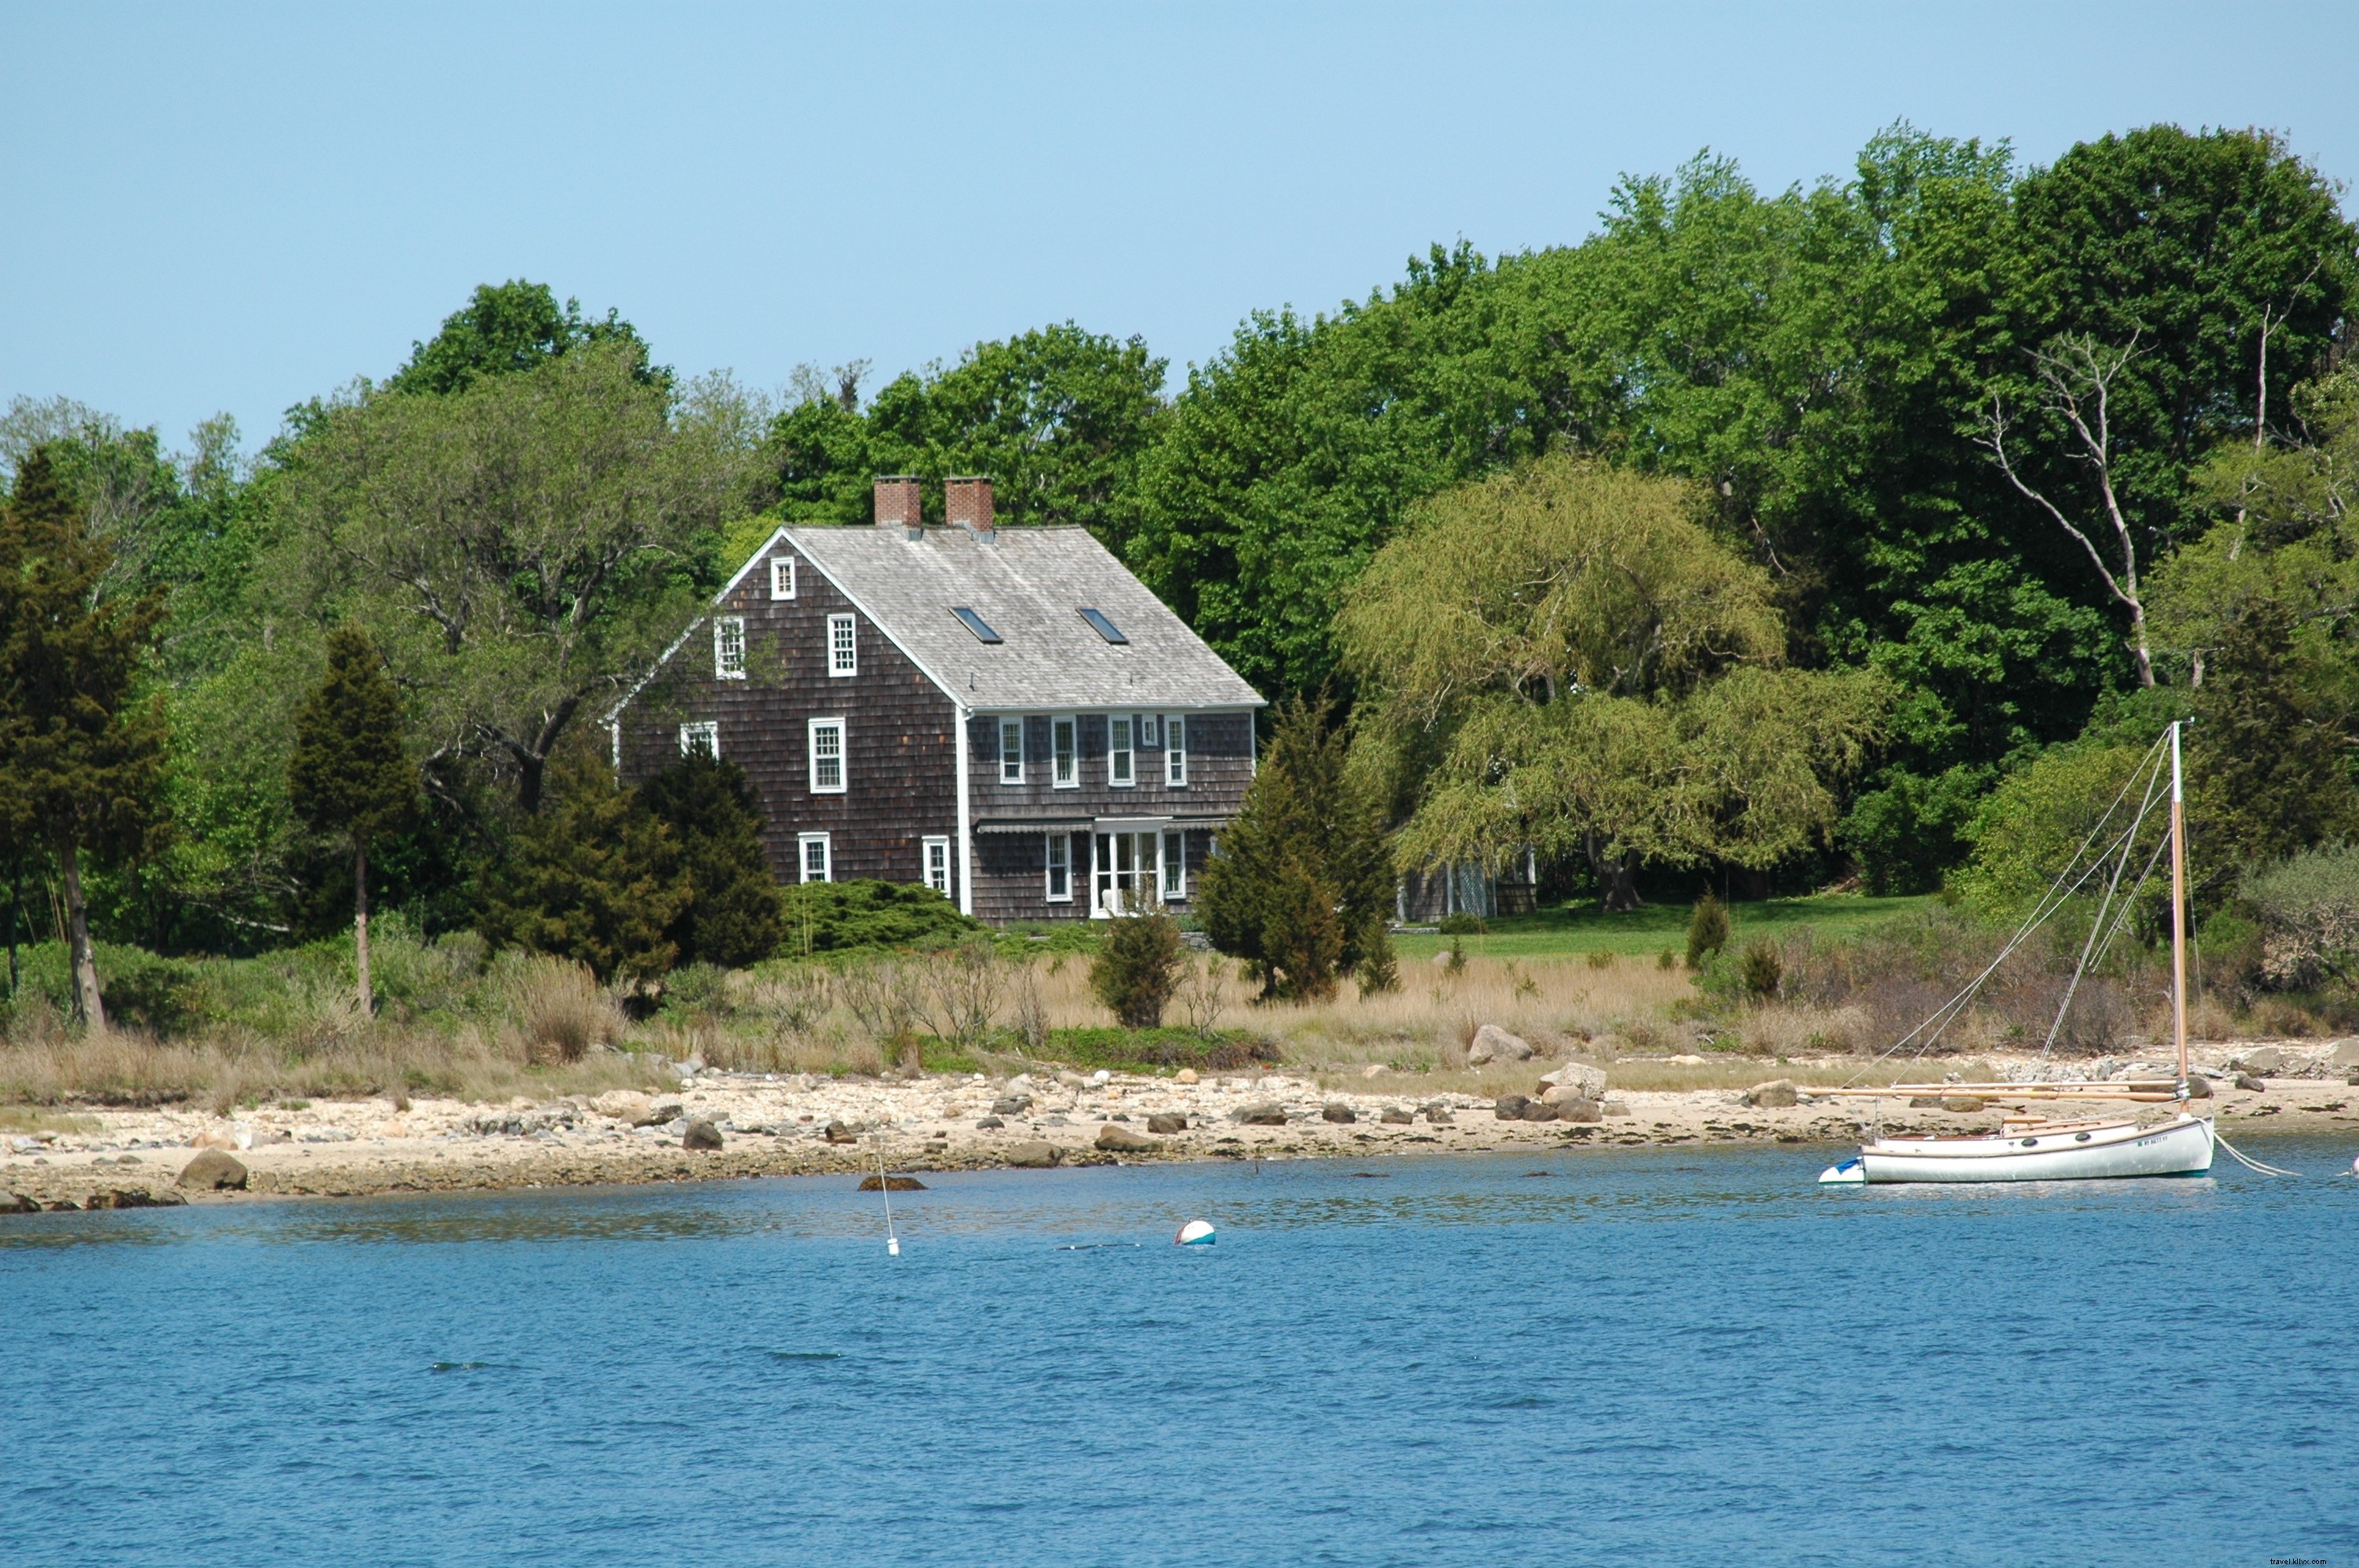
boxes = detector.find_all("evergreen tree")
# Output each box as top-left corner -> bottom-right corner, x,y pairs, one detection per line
0,448 -> 165,1028
478,755 -> 689,984
2190,599 -> 2359,892
288,626 -> 418,1014
1198,697 -> 1392,1000
635,756 -> 784,967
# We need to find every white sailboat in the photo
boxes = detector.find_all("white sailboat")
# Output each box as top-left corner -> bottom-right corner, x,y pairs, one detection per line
1819,722 -> 2214,1185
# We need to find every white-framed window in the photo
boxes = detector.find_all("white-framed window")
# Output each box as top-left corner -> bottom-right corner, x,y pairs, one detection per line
770,556 -> 796,600
714,615 -> 747,680
922,836 -> 951,897
1093,830 -> 1158,914
1137,713 -> 1159,748
1000,718 -> 1023,785
1109,716 -> 1134,787
808,717 -> 845,793
798,833 -> 831,883
678,720 -> 719,760
1165,715 -> 1187,787
1162,831 -> 1187,900
827,613 -> 857,677
1045,833 -> 1071,902
1051,716 -> 1078,789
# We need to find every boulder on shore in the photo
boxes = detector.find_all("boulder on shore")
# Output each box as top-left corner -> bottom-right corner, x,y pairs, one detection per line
1557,1097 -> 1603,1123
990,1094 -> 1033,1117
2183,1076 -> 2212,1098
1600,1098 -> 1632,1118
1520,1100 -> 1559,1123
2330,1039 -> 2359,1069
635,1102 -> 684,1128
1466,1025 -> 1535,1065
1005,1141 -> 1063,1168
1743,1080 -> 1799,1109
1939,1096 -> 1986,1113
1234,1102 -> 1288,1126
1321,1103 -> 1357,1124
1539,1062 -> 1608,1102
857,1174 -> 926,1191
1096,1123 -> 1158,1152
177,1150 -> 248,1191
976,1115 -> 1005,1130
1147,1113 -> 1187,1134
823,1122 -> 860,1145
1494,1094 -> 1531,1120
2234,1073 -> 2268,1092
1379,1107 -> 1414,1125
2240,1046 -> 2286,1073
682,1119 -> 725,1152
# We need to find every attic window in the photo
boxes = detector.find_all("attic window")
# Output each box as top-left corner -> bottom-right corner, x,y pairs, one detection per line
951,606 -> 1001,644
1078,607 -> 1127,644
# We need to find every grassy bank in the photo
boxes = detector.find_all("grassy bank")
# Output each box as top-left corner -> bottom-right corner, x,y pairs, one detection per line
1390,892 -> 1941,961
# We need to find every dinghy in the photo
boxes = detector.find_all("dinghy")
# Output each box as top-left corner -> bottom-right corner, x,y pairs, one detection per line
1819,722 -> 2212,1185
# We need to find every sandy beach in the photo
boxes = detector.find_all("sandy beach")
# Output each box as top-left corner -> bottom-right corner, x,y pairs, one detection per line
5,1042 -> 2354,1210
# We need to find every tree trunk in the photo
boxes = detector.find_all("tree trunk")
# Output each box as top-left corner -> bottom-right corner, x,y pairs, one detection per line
354,840 -> 373,1018
56,840 -> 106,1031
1586,831 -> 1644,913
6,860 -> 20,1001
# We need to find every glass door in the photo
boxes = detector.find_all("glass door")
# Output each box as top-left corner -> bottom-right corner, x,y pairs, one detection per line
1093,831 -> 1161,913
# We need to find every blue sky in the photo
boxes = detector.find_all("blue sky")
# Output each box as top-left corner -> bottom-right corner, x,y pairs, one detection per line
4,1 -> 2355,453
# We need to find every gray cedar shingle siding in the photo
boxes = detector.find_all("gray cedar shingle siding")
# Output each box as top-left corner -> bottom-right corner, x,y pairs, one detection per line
609,524 -> 1264,924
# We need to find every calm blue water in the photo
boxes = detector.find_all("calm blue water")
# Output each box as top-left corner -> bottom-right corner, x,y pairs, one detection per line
6,1144 -> 2354,1566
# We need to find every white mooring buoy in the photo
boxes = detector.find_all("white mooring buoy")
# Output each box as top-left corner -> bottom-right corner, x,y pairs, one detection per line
1176,1219 -> 1216,1246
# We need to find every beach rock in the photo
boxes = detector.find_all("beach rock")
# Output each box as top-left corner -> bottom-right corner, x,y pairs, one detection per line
976,1116 -> 1005,1130
634,1102 -> 684,1128
1520,1101 -> 1559,1122
84,1189 -> 182,1210
857,1174 -> 926,1191
1321,1103 -> 1357,1124
594,1091 -> 652,1123
1097,1123 -> 1157,1152
2,1192 -> 38,1214
1907,1096 -> 1943,1109
177,1150 -> 248,1191
1555,1097 -> 1602,1123
1423,1105 -> 1455,1125
1940,1096 -> 1986,1113
1743,1080 -> 1799,1109
1175,1069 -> 1199,1084
1379,1107 -> 1414,1125
2240,1047 -> 2286,1073
1234,1102 -> 1287,1126
1056,1071 -> 1090,1090
2331,1039 -> 2359,1069
2235,1074 -> 2267,1092
682,1119 -> 725,1152
1539,1062 -> 1608,1101
2184,1076 -> 2212,1098
1147,1113 -> 1187,1134
1005,1141 -> 1063,1168
823,1122 -> 859,1145
990,1094 -> 1033,1117
189,1128 -> 239,1151
1494,1094 -> 1531,1120
1601,1098 -> 1632,1118
1467,1025 -> 1535,1065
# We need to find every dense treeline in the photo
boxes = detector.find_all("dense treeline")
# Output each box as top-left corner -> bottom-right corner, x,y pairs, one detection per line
5,122 -> 2358,1017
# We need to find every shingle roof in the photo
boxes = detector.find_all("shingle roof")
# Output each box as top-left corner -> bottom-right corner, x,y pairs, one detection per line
778,525 -> 1265,712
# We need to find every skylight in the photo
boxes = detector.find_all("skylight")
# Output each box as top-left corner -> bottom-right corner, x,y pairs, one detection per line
951,606 -> 1002,644
1078,607 -> 1127,644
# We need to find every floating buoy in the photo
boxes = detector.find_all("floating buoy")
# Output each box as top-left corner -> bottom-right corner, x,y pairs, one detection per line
1176,1219 -> 1216,1246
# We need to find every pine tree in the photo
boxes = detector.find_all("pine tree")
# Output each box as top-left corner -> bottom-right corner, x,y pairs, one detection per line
2191,599 -> 2359,889
0,448 -> 165,1029
479,754 -> 689,983
1198,696 -> 1392,1000
289,626 -> 418,1014
635,756 -> 784,967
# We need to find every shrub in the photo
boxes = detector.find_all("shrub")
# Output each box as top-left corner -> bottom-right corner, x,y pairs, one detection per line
2244,845 -> 2359,990
776,879 -> 982,954
1685,893 -> 1729,970
1738,939 -> 1783,1000
1091,907 -> 1186,1027
508,955 -> 620,1064
1437,913 -> 1488,935
1657,949 -> 1677,970
916,935 -> 1003,1050
1357,927 -> 1399,995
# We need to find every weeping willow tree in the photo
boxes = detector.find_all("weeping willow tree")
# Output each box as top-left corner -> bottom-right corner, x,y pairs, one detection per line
1339,456 -> 1888,909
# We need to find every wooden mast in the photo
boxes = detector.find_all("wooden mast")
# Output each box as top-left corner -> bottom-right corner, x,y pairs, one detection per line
2170,720 -> 2189,1094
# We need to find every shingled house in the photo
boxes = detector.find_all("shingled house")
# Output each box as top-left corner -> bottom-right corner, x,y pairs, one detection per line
607,477 -> 1265,922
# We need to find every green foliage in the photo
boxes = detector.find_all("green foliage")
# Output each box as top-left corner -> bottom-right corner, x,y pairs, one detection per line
478,757 -> 689,983
754,323 -> 1167,541
2188,600 -> 2359,887
1737,938 -> 1783,1000
1198,696 -> 1391,999
2242,846 -> 2359,991
775,878 -> 983,956
1089,906 -> 1186,1028
1954,742 -> 2154,917
1436,913 -> 1488,935
1838,764 -> 1991,895
1043,1025 -> 1278,1074
1686,893 -> 1730,969
635,757 -> 784,968
289,625 -> 416,854
384,281 -> 664,397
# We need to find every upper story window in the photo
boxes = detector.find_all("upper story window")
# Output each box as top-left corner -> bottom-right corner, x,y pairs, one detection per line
714,615 -> 747,680
827,613 -> 857,677
809,717 -> 845,793
1165,715 -> 1187,786
999,719 -> 1023,784
952,606 -> 1001,644
679,720 -> 718,760
1052,716 -> 1078,788
1078,607 -> 1127,644
1109,715 -> 1134,786
770,556 -> 796,600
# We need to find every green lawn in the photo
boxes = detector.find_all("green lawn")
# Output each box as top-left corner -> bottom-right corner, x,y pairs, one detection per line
1390,892 -> 1939,961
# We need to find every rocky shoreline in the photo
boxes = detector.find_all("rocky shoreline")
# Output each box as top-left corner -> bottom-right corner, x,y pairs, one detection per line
7,1044 -> 2357,1212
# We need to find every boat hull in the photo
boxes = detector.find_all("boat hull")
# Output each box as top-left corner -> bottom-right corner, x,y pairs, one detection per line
1842,1114 -> 2214,1184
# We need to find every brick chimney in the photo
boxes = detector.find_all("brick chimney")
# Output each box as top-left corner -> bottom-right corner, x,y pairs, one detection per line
874,475 -> 923,539
945,476 -> 995,537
